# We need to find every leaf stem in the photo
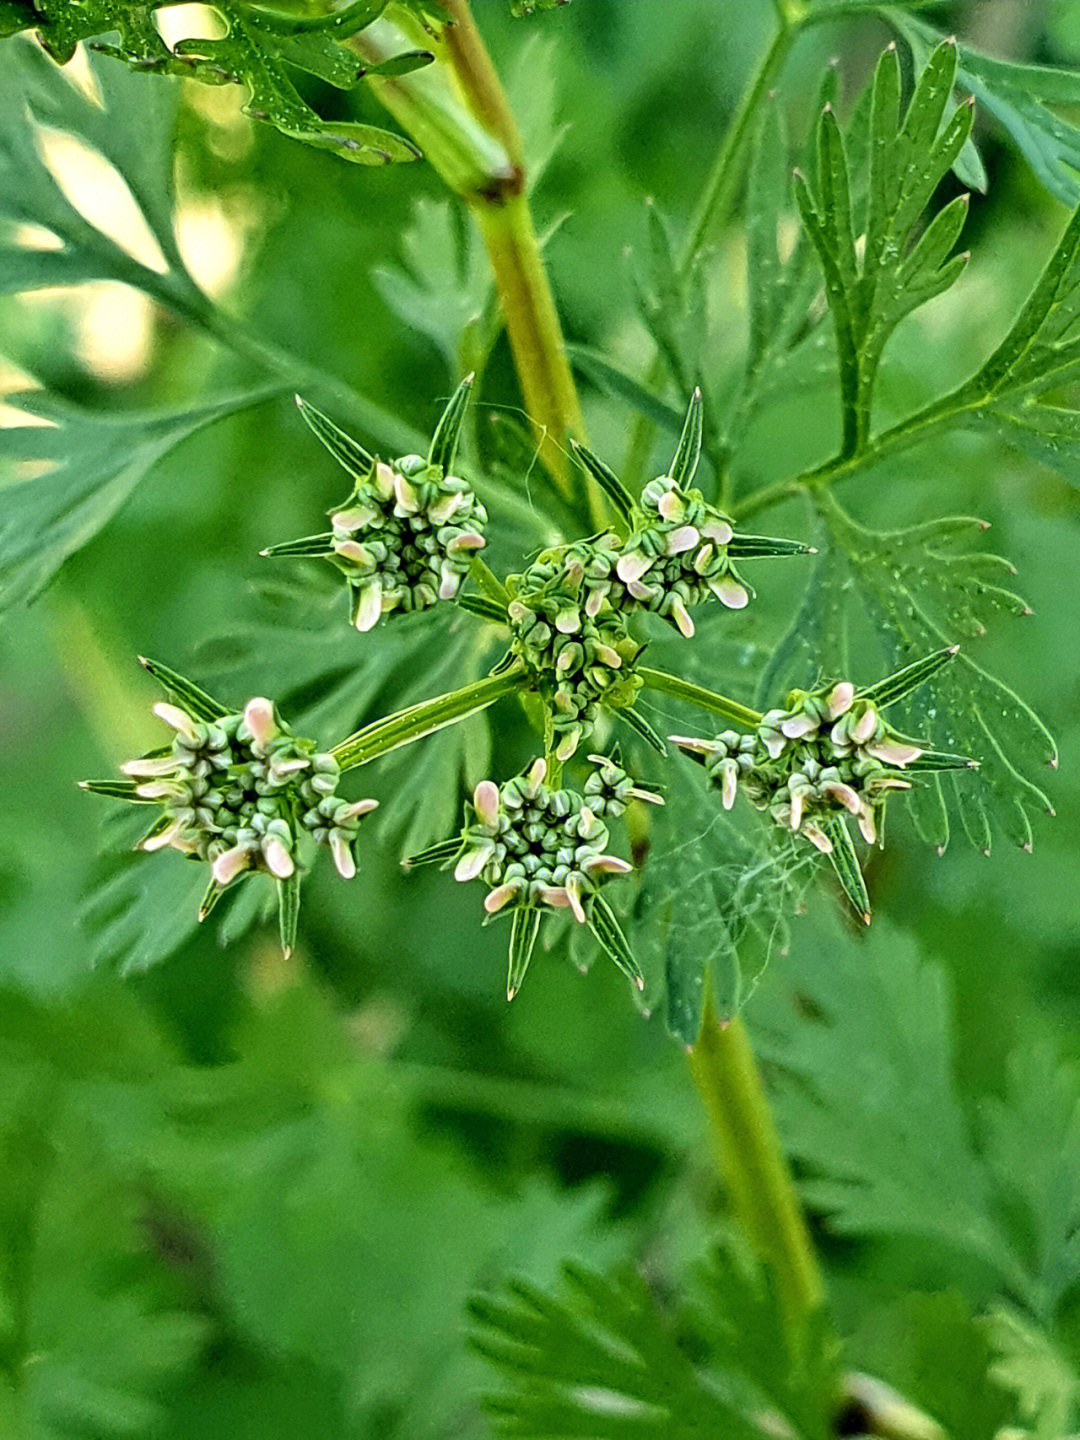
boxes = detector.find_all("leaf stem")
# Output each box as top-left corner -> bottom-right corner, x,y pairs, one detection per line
639,666 -> 762,727
732,388 -> 986,522
688,993 -> 825,1331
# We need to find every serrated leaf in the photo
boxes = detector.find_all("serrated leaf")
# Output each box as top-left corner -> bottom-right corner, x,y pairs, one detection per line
795,42 -> 972,454
988,1306 -> 1080,1439
473,1241 -> 838,1440
894,14 -> 1080,207
0,37 -> 201,302
0,386 -> 278,614
817,492 -> 1055,853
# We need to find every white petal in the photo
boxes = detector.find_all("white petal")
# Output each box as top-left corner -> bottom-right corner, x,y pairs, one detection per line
584,855 -> 633,876
212,845 -> 251,884
455,846 -> 492,882
536,884 -> 571,911
393,471 -> 420,513
354,582 -> 383,633
721,761 -> 738,811
330,831 -> 356,879
780,713 -> 816,739
701,518 -> 733,545
710,576 -> 749,609
565,876 -> 587,924
338,798 -> 379,823
657,489 -> 683,521
122,755 -> 180,778
153,703 -> 198,741
803,824 -> 833,855
142,822 -> 184,853
825,682 -> 855,719
616,551 -> 654,585
333,539 -> 368,566
665,525 -> 700,556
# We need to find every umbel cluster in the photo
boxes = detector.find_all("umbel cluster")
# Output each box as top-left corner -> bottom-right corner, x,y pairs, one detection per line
84,380 -> 975,998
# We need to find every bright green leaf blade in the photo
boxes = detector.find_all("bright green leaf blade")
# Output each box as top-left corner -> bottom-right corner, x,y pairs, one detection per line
568,439 -> 637,525
295,395 -> 375,477
0,386 -> 279,614
137,656 -> 231,722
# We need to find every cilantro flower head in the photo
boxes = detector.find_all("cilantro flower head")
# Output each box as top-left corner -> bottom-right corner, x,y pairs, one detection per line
81,659 -> 377,954
263,376 -> 487,632
671,648 -> 978,923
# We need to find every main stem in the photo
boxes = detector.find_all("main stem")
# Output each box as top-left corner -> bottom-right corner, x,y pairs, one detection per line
688,992 -> 825,1330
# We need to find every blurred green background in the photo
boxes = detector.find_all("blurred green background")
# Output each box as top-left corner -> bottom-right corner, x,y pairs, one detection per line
1,0 -> 1079,1433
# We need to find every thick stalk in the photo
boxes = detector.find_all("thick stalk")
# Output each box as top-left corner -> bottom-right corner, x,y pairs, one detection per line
360,5 -> 594,512
688,993 -> 825,1330
622,19 -> 798,489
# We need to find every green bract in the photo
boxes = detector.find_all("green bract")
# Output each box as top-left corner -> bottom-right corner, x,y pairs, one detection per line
80,659 -> 377,955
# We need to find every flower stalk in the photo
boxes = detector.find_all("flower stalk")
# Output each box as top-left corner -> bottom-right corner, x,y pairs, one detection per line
357,4 -> 588,501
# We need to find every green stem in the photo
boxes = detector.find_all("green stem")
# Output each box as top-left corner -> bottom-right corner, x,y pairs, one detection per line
331,665 -> 526,770
688,993 -> 825,1330
639,666 -> 762,728
358,4 -> 597,518
622,18 -> 798,489
732,387 -> 986,522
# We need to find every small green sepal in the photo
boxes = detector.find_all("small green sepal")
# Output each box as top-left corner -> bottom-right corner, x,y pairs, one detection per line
295,395 -> 374,477
569,439 -> 637,526
667,387 -> 703,489
427,373 -> 474,475
138,657 -> 230,722
587,893 -> 645,990
507,906 -> 542,1001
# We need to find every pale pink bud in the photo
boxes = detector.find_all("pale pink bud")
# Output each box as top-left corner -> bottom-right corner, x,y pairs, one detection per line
823,781 -> 862,815
825,682 -> 855,719
333,539 -> 369,566
788,790 -> 805,831
616,551 -> 654,585
665,525 -> 700,555
701,518 -> 733,545
858,809 -> 878,845
627,579 -> 653,601
657,489 -> 683,522
526,758 -> 548,792
446,531 -> 485,555
243,697 -> 277,748
438,563 -> 461,601
780,713 -> 817,739
720,760 -> 738,811
392,471 -> 419,513
866,738 -> 923,767
709,576 -> 749,609
693,543 -> 716,574
429,491 -> 464,525
586,589 -> 604,618
584,855 -> 633,876
354,582 -> 383,633
331,505 -> 376,531
484,882 -> 521,914
593,643 -> 623,668
455,846 -> 492,882
535,884 -> 571,911
802,823 -> 833,854
263,837 -> 295,879
669,594 -> 695,638
338,798 -> 378,823
851,708 -> 879,745
122,755 -> 180,778
473,781 -> 500,828
142,821 -> 185,853
565,875 -> 587,924
134,781 -> 178,800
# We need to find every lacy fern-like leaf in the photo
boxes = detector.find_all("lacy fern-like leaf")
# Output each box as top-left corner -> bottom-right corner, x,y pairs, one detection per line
757,922 -> 1080,1323
794,40 -> 972,455
0,386 -> 278,614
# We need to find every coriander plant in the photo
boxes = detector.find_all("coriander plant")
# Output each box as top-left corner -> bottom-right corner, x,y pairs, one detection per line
2,0 -> 1079,1435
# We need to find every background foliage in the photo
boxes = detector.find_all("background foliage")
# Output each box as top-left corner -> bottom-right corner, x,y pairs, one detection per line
2,0 -> 1080,1433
